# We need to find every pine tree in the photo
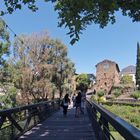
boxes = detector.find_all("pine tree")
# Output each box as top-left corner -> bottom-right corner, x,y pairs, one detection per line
0,18 -> 10,66
0,18 -> 10,83
136,42 -> 140,90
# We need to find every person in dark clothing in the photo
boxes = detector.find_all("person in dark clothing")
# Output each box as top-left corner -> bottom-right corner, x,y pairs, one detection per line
75,92 -> 82,117
62,94 -> 70,116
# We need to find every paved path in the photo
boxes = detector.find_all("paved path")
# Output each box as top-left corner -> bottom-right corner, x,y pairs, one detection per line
19,107 -> 96,140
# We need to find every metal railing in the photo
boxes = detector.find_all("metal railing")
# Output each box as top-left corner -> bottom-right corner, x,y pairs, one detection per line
0,99 -> 60,140
86,99 -> 140,140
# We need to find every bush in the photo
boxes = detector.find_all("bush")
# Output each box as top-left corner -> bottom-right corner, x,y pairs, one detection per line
97,91 -> 106,103
131,90 -> 140,99
111,87 -> 122,98
97,91 -> 104,97
104,104 -> 140,129
113,90 -> 121,98
0,87 -> 18,109
90,95 -> 98,102
98,96 -> 106,102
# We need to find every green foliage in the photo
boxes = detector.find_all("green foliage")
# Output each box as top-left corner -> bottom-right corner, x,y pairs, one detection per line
1,1 -> 140,44
97,91 -> 104,97
90,95 -> 98,102
113,91 -> 121,98
112,88 -> 121,98
0,87 -> 18,109
104,104 -> 140,129
98,96 -> 106,103
131,90 -> 140,100
96,91 -> 106,102
9,31 -> 75,103
49,39 -> 75,98
0,18 -> 11,86
111,131 -> 125,140
0,18 -> 10,67
1,0 -> 38,15
76,73 -> 90,91
120,74 -> 133,84
136,43 -> 140,90
55,1 -> 140,44
90,91 -> 106,103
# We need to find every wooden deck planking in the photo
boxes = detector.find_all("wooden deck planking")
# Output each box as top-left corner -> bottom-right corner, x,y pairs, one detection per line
19,107 -> 97,140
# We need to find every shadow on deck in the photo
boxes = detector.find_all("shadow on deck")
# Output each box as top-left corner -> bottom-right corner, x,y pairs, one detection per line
19,107 -> 96,140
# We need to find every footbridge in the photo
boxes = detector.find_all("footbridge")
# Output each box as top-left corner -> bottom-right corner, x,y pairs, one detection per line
0,99 -> 140,140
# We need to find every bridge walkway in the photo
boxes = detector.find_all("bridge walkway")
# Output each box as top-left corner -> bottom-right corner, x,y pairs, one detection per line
19,107 -> 96,140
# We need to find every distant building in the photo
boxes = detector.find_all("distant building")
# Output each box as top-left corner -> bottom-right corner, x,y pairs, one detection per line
95,59 -> 120,94
120,65 -> 136,84
87,73 -> 96,88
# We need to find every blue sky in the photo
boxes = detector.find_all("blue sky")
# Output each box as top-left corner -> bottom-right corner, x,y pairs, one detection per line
2,1 -> 140,74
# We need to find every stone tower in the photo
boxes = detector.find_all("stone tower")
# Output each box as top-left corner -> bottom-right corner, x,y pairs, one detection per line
95,59 -> 120,94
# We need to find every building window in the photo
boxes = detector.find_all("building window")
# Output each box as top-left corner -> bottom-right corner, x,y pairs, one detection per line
103,63 -> 109,70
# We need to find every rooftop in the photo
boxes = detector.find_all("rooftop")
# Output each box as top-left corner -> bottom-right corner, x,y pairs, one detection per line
120,65 -> 136,74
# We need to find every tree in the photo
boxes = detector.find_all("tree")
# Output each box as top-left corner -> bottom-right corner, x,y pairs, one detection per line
49,39 -> 75,98
0,18 -> 10,82
0,18 -> 10,91
76,73 -> 90,91
1,1 -> 140,44
10,32 -> 56,103
9,31 -> 75,103
0,18 -> 10,63
136,43 -> 140,90
0,18 -> 19,109
120,74 -> 133,84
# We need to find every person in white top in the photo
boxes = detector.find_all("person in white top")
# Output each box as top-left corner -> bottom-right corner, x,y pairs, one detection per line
72,93 -> 76,107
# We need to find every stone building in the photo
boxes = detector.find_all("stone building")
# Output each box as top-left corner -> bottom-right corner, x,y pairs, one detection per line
95,59 -> 120,94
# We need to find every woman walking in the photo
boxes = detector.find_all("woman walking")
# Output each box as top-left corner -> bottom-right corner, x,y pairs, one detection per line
62,94 -> 70,116
75,91 -> 82,117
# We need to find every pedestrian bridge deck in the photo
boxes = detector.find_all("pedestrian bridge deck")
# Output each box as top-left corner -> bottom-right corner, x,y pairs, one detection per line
19,107 -> 96,140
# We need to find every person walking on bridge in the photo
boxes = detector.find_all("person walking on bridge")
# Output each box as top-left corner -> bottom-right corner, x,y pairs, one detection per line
81,89 -> 86,114
75,91 -> 82,117
62,94 -> 70,116
72,93 -> 76,107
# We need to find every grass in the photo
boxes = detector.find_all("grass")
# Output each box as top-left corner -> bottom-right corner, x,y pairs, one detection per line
103,104 -> 140,129
111,131 -> 124,140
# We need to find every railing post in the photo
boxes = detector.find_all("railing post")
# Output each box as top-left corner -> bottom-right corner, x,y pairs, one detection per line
86,101 -> 102,140
102,117 -> 110,140
86,100 -> 140,140
10,123 -> 14,140
92,106 -> 102,140
0,99 -> 60,140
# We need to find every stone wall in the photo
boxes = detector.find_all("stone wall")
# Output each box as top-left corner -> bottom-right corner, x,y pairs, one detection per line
95,60 -> 120,94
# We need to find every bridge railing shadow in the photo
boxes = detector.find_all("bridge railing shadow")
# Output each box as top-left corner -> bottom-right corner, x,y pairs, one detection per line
0,99 -> 60,140
86,99 -> 140,140
19,106 -> 96,140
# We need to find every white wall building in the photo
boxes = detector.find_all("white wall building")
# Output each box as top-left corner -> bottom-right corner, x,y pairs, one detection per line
120,65 -> 136,84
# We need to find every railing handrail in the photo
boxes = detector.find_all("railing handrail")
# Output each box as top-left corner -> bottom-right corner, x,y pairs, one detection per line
0,98 -> 59,115
0,98 -> 60,140
87,99 -> 140,140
